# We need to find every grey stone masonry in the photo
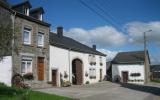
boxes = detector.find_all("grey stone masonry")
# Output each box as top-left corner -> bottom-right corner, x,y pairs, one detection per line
12,16 -> 50,87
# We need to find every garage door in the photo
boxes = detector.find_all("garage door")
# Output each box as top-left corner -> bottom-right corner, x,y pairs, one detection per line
0,56 -> 12,86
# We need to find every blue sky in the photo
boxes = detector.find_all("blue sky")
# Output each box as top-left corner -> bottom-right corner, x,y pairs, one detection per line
8,0 -> 160,64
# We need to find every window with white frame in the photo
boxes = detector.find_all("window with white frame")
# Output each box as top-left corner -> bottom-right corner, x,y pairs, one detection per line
23,28 -> 31,45
37,32 -> 44,47
21,57 -> 32,74
89,68 -> 96,79
24,8 -> 29,16
88,54 -> 96,65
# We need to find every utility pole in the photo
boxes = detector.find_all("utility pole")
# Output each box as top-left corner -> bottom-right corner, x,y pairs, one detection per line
143,30 -> 152,83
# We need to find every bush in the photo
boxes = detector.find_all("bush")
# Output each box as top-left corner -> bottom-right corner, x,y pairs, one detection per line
23,73 -> 34,80
85,81 -> 90,84
62,81 -> 71,87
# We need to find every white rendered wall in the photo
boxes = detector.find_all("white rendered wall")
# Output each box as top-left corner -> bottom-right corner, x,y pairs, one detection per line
49,46 -> 106,87
0,56 -> 12,86
112,64 -> 145,84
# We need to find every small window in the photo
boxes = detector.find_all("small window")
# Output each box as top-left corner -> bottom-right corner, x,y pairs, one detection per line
89,68 -> 96,79
23,28 -> 31,45
21,57 -> 32,74
37,32 -> 44,47
24,8 -> 29,16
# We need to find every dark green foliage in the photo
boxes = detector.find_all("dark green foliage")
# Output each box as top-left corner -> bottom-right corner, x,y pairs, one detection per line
23,73 -> 34,80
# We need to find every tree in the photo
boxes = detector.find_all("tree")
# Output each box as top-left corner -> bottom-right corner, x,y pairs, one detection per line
0,6 -> 15,60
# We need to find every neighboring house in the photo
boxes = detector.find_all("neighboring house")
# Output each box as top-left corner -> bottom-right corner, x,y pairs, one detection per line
0,0 -> 51,87
49,27 -> 106,87
111,51 -> 150,84
150,65 -> 160,80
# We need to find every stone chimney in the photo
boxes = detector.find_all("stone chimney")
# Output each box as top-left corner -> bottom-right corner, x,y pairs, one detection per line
92,45 -> 96,50
57,26 -> 63,38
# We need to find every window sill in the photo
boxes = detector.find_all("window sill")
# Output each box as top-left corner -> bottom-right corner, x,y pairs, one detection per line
23,44 -> 34,47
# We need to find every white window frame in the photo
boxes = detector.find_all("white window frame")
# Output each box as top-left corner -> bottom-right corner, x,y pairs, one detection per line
24,8 -> 29,16
37,32 -> 44,47
23,28 -> 31,45
21,57 -> 32,74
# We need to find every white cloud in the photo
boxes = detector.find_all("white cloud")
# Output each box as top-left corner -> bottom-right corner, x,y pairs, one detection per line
125,21 -> 160,44
98,49 -> 118,62
64,26 -> 126,48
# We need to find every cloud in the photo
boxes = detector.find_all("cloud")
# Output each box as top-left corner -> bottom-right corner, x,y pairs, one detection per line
97,49 -> 118,62
64,26 -> 127,48
125,21 -> 160,44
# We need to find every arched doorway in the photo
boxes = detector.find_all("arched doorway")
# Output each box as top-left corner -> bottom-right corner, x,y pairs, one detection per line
72,59 -> 83,85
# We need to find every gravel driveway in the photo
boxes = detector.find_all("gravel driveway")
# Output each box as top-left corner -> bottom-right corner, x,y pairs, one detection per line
35,81 -> 160,100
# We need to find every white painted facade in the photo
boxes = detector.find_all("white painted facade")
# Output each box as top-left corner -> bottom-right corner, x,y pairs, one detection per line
0,56 -> 12,86
112,64 -> 145,84
49,46 -> 106,87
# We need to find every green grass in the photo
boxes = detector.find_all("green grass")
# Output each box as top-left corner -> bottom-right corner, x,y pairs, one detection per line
0,83 -> 78,100
151,80 -> 160,83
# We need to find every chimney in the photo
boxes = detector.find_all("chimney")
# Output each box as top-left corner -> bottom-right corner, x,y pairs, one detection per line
92,45 -> 96,50
57,26 -> 63,38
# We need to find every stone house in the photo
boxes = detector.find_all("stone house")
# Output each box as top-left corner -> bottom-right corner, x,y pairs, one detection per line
0,0 -> 50,87
111,51 -> 150,84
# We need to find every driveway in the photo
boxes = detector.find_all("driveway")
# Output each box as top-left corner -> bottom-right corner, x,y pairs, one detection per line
35,81 -> 160,100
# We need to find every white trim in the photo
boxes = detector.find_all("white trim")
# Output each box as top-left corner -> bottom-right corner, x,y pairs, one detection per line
37,32 -> 44,47
23,28 -> 31,45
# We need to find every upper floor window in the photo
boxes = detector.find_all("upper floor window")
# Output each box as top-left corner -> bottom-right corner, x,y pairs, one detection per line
99,56 -> 103,66
23,28 -> 31,45
24,8 -> 29,16
37,32 -> 44,47
21,57 -> 32,74
88,54 -> 96,65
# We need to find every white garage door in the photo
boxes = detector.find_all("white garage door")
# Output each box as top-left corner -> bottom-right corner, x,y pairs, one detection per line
0,56 -> 12,86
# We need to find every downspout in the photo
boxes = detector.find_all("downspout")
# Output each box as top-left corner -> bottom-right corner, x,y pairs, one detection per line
68,48 -> 71,83
11,10 -> 16,77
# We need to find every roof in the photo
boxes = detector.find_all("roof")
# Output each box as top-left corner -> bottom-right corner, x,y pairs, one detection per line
30,7 -> 44,14
12,0 -> 32,8
16,12 -> 50,27
150,65 -> 160,72
49,32 -> 106,56
112,51 -> 148,64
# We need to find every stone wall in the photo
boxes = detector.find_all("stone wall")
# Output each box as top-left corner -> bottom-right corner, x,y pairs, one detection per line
12,16 -> 50,85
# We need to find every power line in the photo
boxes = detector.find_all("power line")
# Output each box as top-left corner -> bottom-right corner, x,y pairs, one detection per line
91,0 -> 121,30
77,0 -> 121,31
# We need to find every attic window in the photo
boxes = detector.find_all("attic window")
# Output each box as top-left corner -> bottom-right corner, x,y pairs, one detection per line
39,13 -> 43,21
24,8 -> 29,16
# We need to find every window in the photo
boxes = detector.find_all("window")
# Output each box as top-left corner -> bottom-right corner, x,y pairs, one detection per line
88,54 -> 96,65
21,57 -> 32,74
89,68 -> 96,79
37,32 -> 44,47
99,56 -> 103,66
24,8 -> 29,16
23,28 -> 31,45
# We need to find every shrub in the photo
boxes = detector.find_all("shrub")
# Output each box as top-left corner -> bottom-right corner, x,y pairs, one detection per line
85,81 -> 90,84
23,73 -> 34,80
62,81 -> 71,87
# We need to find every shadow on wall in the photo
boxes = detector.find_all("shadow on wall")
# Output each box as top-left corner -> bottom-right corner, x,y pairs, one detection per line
112,65 -> 121,82
119,83 -> 160,96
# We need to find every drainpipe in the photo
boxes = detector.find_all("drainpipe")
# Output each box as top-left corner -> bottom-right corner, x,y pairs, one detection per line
11,11 -> 16,77
68,48 -> 71,83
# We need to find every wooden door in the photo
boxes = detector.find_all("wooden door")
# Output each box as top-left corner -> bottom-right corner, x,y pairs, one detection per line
52,70 -> 57,86
122,71 -> 128,83
75,60 -> 83,85
37,57 -> 44,81
100,69 -> 102,81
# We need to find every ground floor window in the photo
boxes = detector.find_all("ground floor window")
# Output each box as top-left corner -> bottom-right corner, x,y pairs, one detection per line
89,68 -> 96,79
21,57 -> 32,74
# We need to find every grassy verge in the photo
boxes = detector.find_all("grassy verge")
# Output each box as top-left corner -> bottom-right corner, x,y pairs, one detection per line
0,83 -> 78,100
151,80 -> 160,83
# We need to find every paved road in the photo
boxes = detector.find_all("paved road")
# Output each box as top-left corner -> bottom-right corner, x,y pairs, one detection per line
35,81 -> 160,100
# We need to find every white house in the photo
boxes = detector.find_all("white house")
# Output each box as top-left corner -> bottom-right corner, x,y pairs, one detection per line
49,27 -> 106,87
112,51 -> 150,85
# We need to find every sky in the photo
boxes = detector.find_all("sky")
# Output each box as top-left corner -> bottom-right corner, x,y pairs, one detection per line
8,0 -> 160,64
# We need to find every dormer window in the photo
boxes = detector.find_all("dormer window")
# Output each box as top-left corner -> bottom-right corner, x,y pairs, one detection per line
24,8 -> 29,16
39,14 -> 43,21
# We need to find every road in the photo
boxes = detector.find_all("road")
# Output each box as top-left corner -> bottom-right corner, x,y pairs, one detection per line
35,81 -> 160,100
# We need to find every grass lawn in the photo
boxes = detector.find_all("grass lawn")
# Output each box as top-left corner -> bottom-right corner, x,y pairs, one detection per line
0,83 -> 78,100
151,80 -> 160,83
